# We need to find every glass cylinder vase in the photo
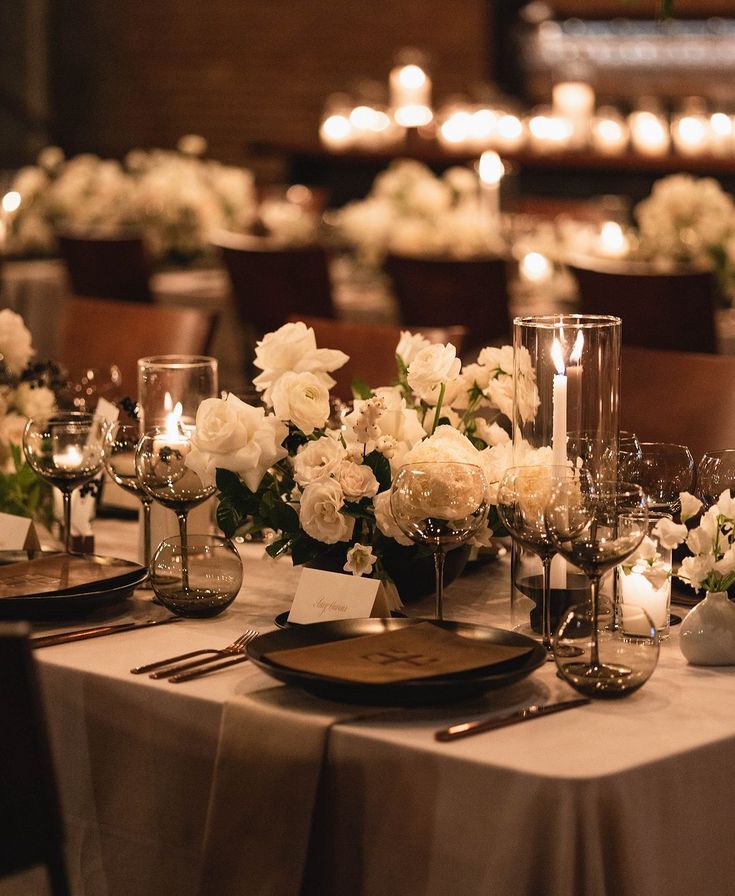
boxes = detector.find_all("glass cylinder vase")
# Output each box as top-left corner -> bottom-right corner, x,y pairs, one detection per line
510,314 -> 622,636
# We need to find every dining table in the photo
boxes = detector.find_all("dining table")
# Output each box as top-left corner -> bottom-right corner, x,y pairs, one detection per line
3,515 -> 735,896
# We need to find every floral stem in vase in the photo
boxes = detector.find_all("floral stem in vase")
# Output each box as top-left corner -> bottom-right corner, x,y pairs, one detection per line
177,511 -> 190,592
434,546 -> 446,621
431,383 -> 446,435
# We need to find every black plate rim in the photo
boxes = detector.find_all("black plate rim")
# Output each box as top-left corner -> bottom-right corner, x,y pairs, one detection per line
248,618 -> 546,702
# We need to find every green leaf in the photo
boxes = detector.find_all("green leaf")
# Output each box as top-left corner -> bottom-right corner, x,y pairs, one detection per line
266,536 -> 293,559
363,450 -> 392,492
351,378 -> 373,400
290,533 -> 330,566
216,498 -> 243,538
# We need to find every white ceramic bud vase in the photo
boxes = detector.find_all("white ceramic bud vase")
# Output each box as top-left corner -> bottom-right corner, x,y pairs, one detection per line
679,592 -> 735,666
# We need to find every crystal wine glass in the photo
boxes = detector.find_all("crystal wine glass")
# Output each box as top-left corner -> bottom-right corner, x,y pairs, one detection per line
624,441 -> 694,514
545,479 -> 649,693
696,449 -> 735,509
498,465 -> 591,653
390,462 -> 488,621
135,426 -> 215,589
103,421 -> 154,583
22,412 -> 106,553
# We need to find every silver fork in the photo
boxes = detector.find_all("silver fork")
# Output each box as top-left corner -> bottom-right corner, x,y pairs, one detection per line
130,630 -> 259,677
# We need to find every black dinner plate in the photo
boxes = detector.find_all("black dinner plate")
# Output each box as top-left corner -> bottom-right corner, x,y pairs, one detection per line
0,551 -> 147,620
248,618 -> 546,705
273,609 -> 407,629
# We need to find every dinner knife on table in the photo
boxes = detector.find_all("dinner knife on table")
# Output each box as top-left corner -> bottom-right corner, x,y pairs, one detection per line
435,697 -> 591,742
30,616 -> 183,649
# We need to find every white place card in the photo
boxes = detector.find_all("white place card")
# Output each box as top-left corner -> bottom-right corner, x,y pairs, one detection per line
288,568 -> 391,624
0,513 -> 41,551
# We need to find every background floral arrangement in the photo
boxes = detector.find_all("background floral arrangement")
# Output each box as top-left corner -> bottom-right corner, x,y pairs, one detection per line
6,137 -> 258,265
0,309 -> 59,521
185,321 -> 545,586
332,159 -> 504,265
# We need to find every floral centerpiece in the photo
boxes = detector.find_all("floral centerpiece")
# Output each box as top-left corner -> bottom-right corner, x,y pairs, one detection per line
331,159 -> 504,266
6,137 -> 258,266
183,321 -> 545,592
0,310 -> 59,522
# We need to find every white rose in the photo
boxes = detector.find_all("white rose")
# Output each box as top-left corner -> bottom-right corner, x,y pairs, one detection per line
396,331 -> 430,367
373,490 -> 413,546
186,393 -> 288,491
271,371 -> 330,435
293,437 -> 344,487
0,309 -> 33,375
679,491 -> 703,523
299,479 -> 354,544
337,460 -> 379,500
14,382 -> 56,418
343,543 -> 377,577
406,343 -> 461,405
252,322 -> 348,405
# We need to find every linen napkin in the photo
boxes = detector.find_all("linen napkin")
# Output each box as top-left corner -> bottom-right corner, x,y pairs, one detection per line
197,686 -> 388,896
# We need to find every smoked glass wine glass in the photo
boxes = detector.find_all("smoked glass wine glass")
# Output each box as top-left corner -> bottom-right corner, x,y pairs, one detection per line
498,465 -> 591,653
22,412 -> 106,553
545,479 -> 649,695
390,462 -> 488,621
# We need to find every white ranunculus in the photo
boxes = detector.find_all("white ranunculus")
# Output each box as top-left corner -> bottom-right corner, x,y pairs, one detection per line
406,343 -> 461,405
337,460 -> 379,500
0,310 -> 33,375
252,322 -> 348,405
396,330 -> 430,367
186,393 -> 288,492
343,543 -> 377,577
652,517 -> 687,550
271,371 -> 330,435
373,490 -> 413,546
13,382 -> 56,418
293,437 -> 344,487
299,479 -> 354,544
679,491 -> 703,523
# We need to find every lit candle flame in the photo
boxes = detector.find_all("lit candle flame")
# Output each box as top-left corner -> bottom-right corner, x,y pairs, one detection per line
551,338 -> 565,375
570,331 -> 584,365
478,150 -> 504,186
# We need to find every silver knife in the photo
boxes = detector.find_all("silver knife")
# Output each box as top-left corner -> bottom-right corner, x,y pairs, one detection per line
30,616 -> 183,649
435,697 -> 591,742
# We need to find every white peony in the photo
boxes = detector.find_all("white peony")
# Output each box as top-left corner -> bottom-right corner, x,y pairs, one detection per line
271,371 -> 330,435
14,382 -> 56,418
337,460 -> 379,500
0,310 -> 34,375
186,393 -> 288,491
293,437 -> 344,487
406,343 -> 461,405
252,322 -> 348,405
299,479 -> 354,544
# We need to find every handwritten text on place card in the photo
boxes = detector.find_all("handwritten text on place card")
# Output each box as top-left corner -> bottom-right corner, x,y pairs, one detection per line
288,568 -> 389,624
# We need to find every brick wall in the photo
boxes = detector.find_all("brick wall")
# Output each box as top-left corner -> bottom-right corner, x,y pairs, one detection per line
49,0 -> 490,172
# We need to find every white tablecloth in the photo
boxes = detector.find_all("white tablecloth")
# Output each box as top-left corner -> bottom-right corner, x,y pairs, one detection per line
4,518 -> 735,896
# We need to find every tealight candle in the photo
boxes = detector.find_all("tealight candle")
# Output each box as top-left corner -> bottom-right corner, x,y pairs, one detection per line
319,113 -> 353,150
527,109 -> 573,153
477,150 -> 504,230
671,111 -> 711,156
520,251 -> 552,284
54,445 -> 84,472
591,108 -> 629,155
710,112 -> 734,156
495,113 -> 525,152
552,81 -> 595,148
629,110 -> 670,156
390,64 -> 432,128
598,221 -> 629,259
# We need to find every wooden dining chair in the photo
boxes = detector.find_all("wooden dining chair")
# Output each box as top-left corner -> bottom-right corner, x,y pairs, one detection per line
568,257 -> 718,354
621,345 -> 735,463
58,295 -> 217,397
292,315 -> 468,399
0,623 -> 70,896
213,232 -> 336,337
57,232 -> 153,303
384,253 -> 511,352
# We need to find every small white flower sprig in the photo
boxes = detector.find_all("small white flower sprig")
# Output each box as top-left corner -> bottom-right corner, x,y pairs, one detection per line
653,491 -> 735,594
619,535 -> 672,591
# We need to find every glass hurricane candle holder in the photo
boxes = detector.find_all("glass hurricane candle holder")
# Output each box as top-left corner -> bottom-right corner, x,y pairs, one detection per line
137,355 -> 217,430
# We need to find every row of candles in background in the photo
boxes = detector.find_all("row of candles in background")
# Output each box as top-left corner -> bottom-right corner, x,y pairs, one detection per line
320,56 -> 735,159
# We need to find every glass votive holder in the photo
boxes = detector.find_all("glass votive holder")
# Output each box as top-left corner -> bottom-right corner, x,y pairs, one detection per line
553,601 -> 660,699
617,511 -> 673,639
137,355 -> 218,429
150,534 -> 243,618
